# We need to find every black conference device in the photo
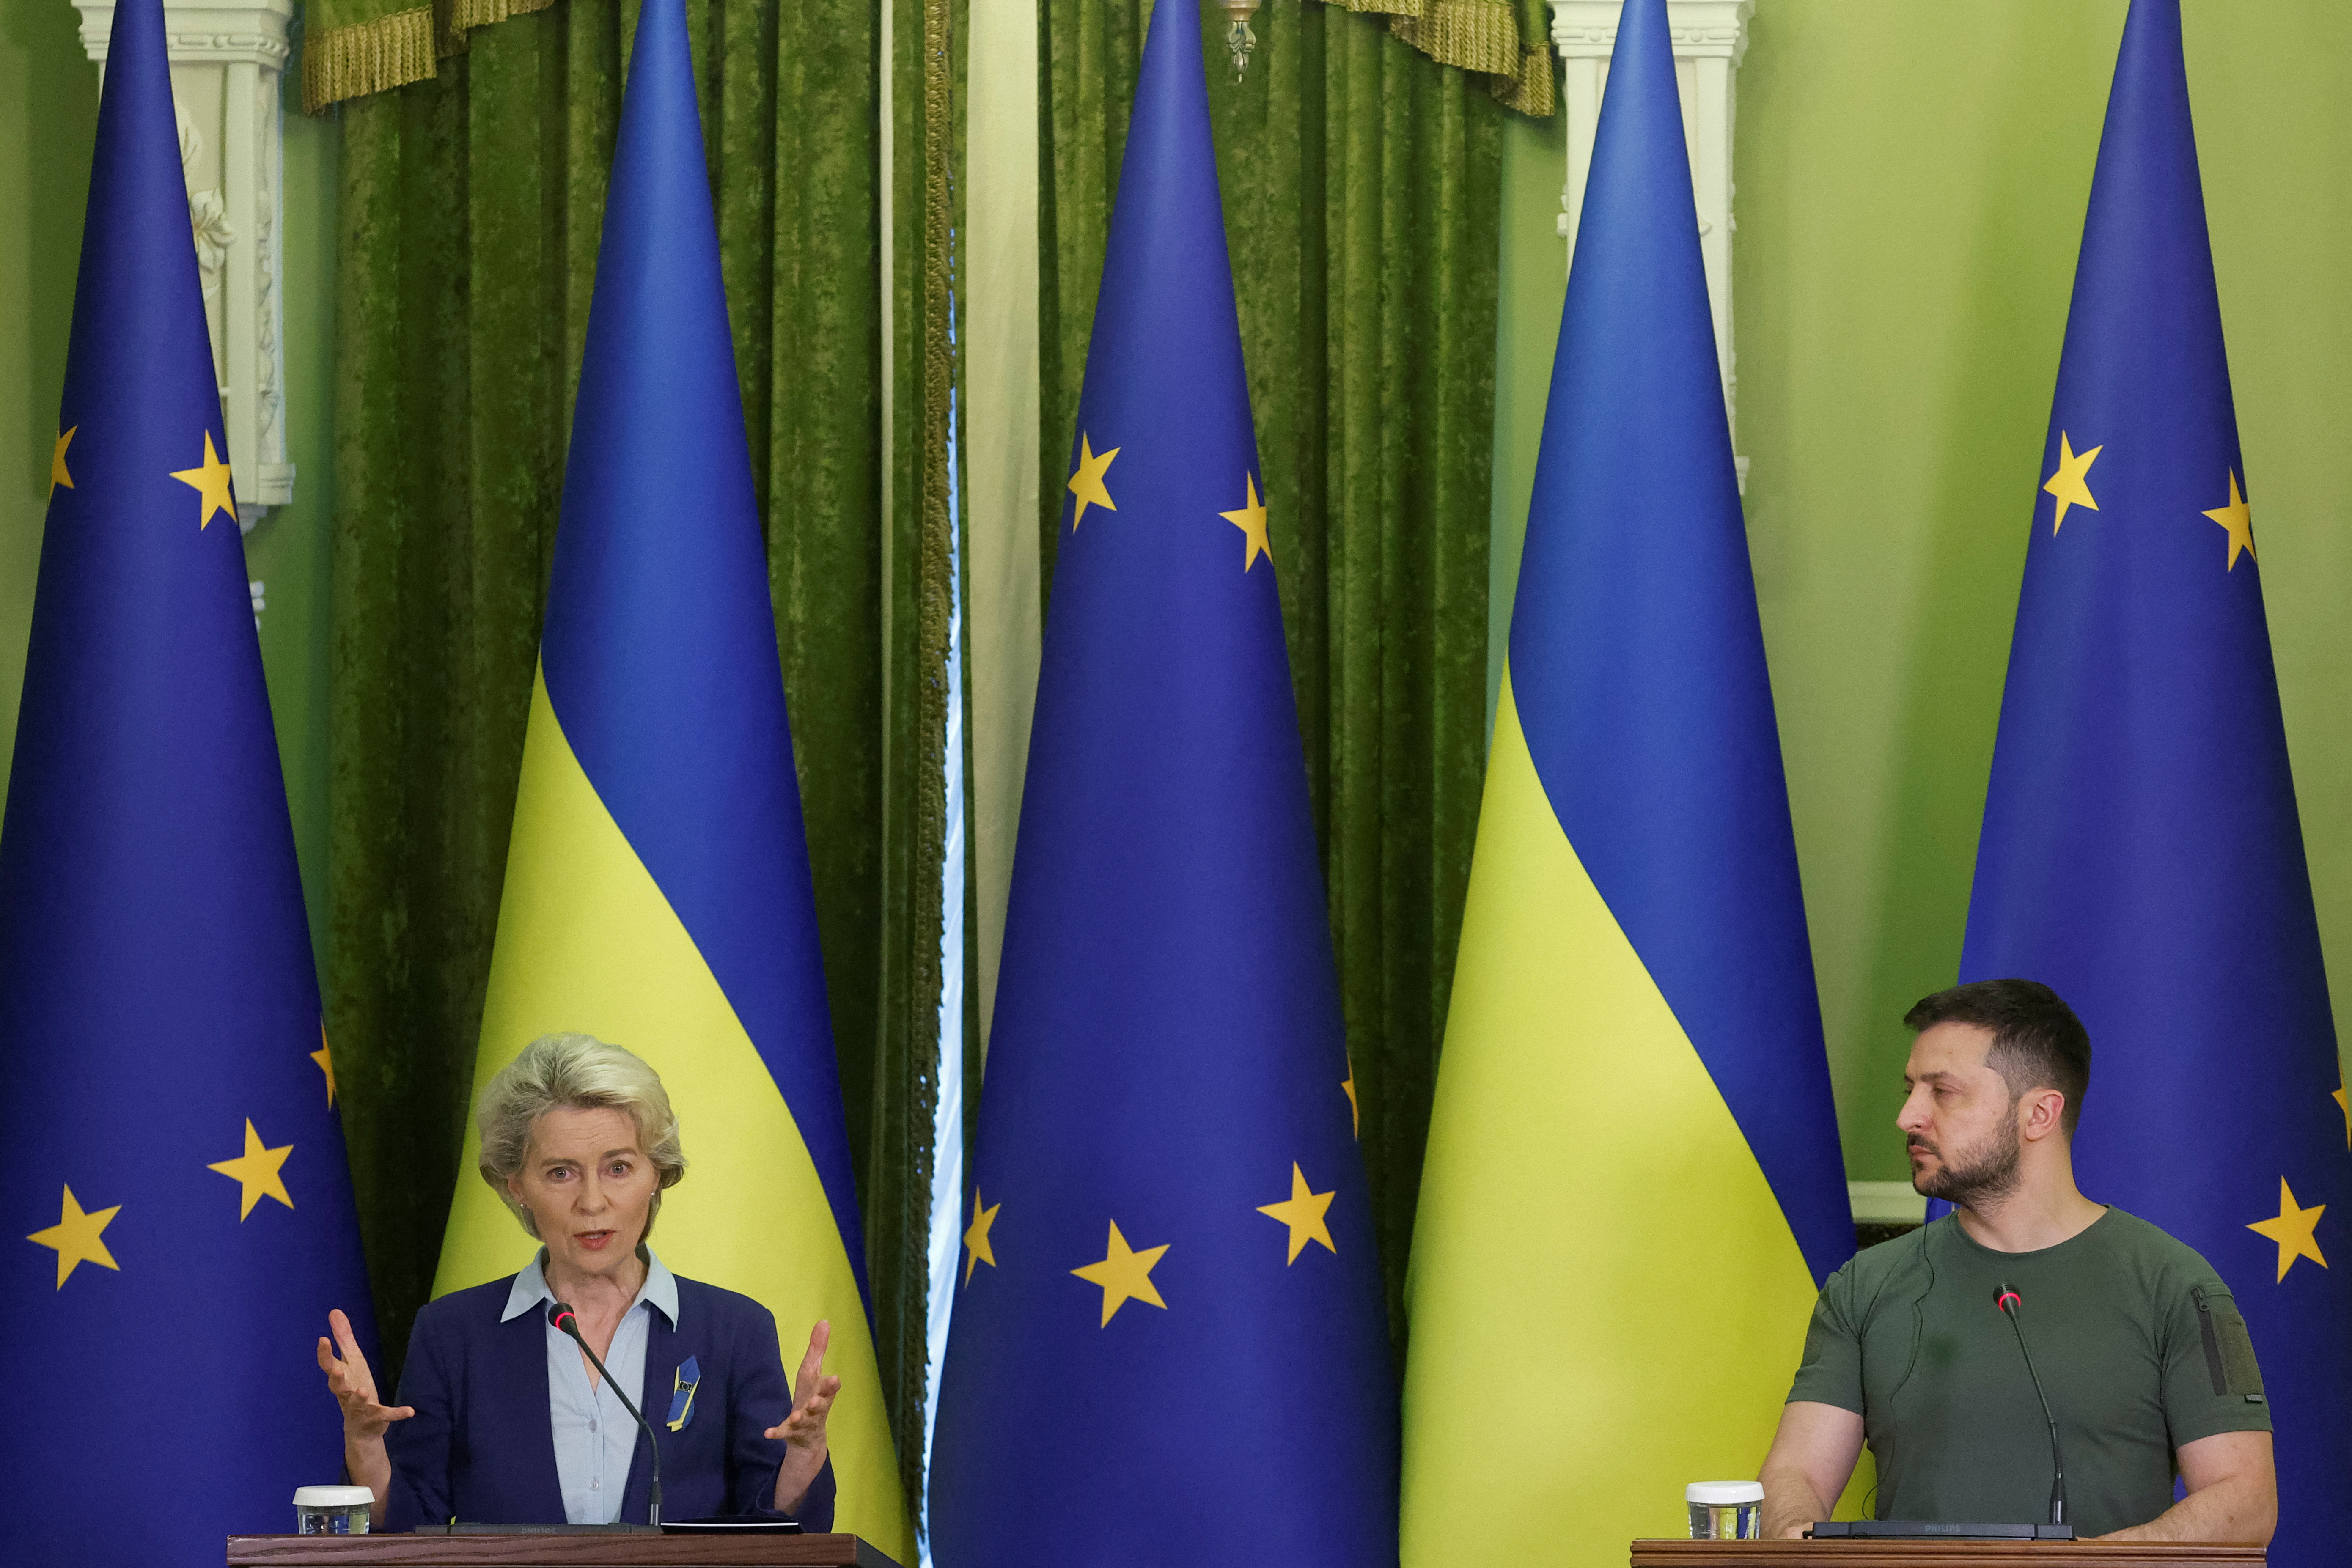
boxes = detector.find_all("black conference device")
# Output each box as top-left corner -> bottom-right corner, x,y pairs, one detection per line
1809,1521 -> 2076,1540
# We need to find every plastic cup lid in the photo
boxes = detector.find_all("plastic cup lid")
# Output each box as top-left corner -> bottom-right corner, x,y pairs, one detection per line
1686,1481 -> 1766,1505
292,1486 -> 376,1508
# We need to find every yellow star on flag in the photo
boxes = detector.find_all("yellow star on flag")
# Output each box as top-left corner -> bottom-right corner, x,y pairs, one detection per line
2043,431 -> 2102,535
51,426 -> 75,497
170,429 -> 236,531
1067,433 -> 1119,531
1220,472 -> 1271,572
1341,1064 -> 1359,1139
1256,1162 -> 1338,1265
208,1118 -> 294,1220
27,1184 -> 121,1290
1071,1219 -> 1168,1326
2202,469 -> 2256,571
313,1028 -> 337,1108
962,1190 -> 1001,1285
2247,1176 -> 2327,1283
2333,1086 -> 2349,1151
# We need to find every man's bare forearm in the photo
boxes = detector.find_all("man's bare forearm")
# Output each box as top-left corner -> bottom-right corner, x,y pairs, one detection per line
2100,1470 -> 2275,1545
1759,1463 -> 1831,1541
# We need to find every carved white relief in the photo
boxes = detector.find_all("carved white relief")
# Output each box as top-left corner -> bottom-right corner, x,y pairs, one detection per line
253,69 -> 280,450
1548,0 -> 1752,484
77,0 -> 296,528
189,186 -> 234,296
178,114 -> 236,305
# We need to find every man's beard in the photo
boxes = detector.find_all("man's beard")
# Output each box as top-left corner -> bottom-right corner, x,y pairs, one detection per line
1911,1114 -> 2023,1208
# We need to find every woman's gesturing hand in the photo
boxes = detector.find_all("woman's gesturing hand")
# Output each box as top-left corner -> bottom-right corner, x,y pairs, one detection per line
766,1318 -> 840,1451
317,1307 -> 415,1440
767,1319 -> 839,1513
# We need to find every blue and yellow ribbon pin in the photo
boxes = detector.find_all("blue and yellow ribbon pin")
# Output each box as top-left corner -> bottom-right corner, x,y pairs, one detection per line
665,1355 -> 701,1432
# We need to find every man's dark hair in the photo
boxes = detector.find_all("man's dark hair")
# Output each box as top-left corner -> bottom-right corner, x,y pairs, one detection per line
1904,979 -> 2092,1136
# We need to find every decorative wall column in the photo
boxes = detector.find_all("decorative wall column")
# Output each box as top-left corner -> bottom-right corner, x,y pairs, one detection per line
1550,0 -> 1751,478
74,0 -> 294,533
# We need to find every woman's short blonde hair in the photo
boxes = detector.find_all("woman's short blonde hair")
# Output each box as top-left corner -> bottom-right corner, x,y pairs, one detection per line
476,1033 -> 687,1240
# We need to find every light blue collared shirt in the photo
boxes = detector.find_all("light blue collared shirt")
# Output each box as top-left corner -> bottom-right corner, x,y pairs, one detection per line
501,1249 -> 681,1526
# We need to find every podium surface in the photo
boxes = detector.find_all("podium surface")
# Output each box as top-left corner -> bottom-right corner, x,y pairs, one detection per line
225,1535 -> 901,1567
1632,1541 -> 2264,1568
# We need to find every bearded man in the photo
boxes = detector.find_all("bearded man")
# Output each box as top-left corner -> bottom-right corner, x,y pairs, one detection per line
1756,979 -> 2276,1544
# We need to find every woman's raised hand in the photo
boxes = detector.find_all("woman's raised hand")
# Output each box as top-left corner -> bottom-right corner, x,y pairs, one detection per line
765,1318 -> 840,1453
316,1308 -> 415,1440
766,1319 -> 838,1515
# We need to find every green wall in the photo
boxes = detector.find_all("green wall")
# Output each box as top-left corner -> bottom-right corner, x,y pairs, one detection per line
252,60 -> 341,964
0,0 -> 338,959
1489,0 -> 2352,1182
0,0 -> 95,790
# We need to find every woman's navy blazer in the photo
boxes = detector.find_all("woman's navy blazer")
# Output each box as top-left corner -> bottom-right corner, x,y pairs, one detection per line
382,1272 -> 838,1532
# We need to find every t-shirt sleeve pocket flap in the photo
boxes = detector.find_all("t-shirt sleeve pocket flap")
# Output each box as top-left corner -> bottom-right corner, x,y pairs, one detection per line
2193,1285 -> 2264,1399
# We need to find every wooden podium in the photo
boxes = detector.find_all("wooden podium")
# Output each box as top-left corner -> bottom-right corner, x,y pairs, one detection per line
1630,1541 -> 2264,1568
224,1535 -> 902,1567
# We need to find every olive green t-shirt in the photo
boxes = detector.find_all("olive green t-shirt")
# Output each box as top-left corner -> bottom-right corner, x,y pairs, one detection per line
1786,1209 -> 2269,1538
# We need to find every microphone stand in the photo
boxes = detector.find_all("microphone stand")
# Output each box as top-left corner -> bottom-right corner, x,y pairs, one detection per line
550,1302 -> 665,1527
1996,1284 -> 2067,1528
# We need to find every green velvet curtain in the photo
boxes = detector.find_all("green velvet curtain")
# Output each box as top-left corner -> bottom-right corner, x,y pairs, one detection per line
323,0 -> 959,1492
1039,0 -> 1504,1347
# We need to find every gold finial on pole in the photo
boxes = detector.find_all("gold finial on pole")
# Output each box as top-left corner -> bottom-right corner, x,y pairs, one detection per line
1214,0 -> 1262,79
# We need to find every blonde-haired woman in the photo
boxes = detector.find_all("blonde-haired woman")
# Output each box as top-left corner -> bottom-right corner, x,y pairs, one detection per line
316,1033 -> 839,1531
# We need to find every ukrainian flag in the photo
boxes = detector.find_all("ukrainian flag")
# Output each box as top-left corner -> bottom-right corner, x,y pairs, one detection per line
425,1 -> 909,1554
1400,2 -> 1852,1560
1962,6 -> 2350,1562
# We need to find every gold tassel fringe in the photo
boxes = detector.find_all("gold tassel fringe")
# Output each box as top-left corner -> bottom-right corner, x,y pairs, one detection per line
1331,0 -> 1556,118
1390,0 -> 1521,79
301,0 -> 563,111
437,0 -> 561,59
302,3 -> 435,114
1492,41 -> 1555,118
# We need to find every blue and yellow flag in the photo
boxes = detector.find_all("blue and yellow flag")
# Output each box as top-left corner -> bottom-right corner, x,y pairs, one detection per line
0,0 -> 378,1559
924,5 -> 1396,1564
424,0 -> 909,1555
1959,4 -> 2349,1559
1399,1 -> 1853,1560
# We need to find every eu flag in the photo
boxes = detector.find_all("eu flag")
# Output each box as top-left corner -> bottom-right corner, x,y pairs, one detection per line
924,4 -> 1396,1563
1401,1 -> 1852,1559
1961,3 -> 2350,1559
0,0 -> 377,1560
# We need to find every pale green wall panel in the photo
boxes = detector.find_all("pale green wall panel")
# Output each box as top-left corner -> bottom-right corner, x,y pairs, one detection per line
1491,1 -> 2352,1181
243,86 -> 339,964
0,0 -> 97,792
1486,104 -> 1566,731
1736,1 -> 2112,1181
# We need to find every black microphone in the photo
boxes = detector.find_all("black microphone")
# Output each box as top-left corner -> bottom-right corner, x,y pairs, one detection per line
549,1301 -> 664,1527
1995,1283 -> 2066,1528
